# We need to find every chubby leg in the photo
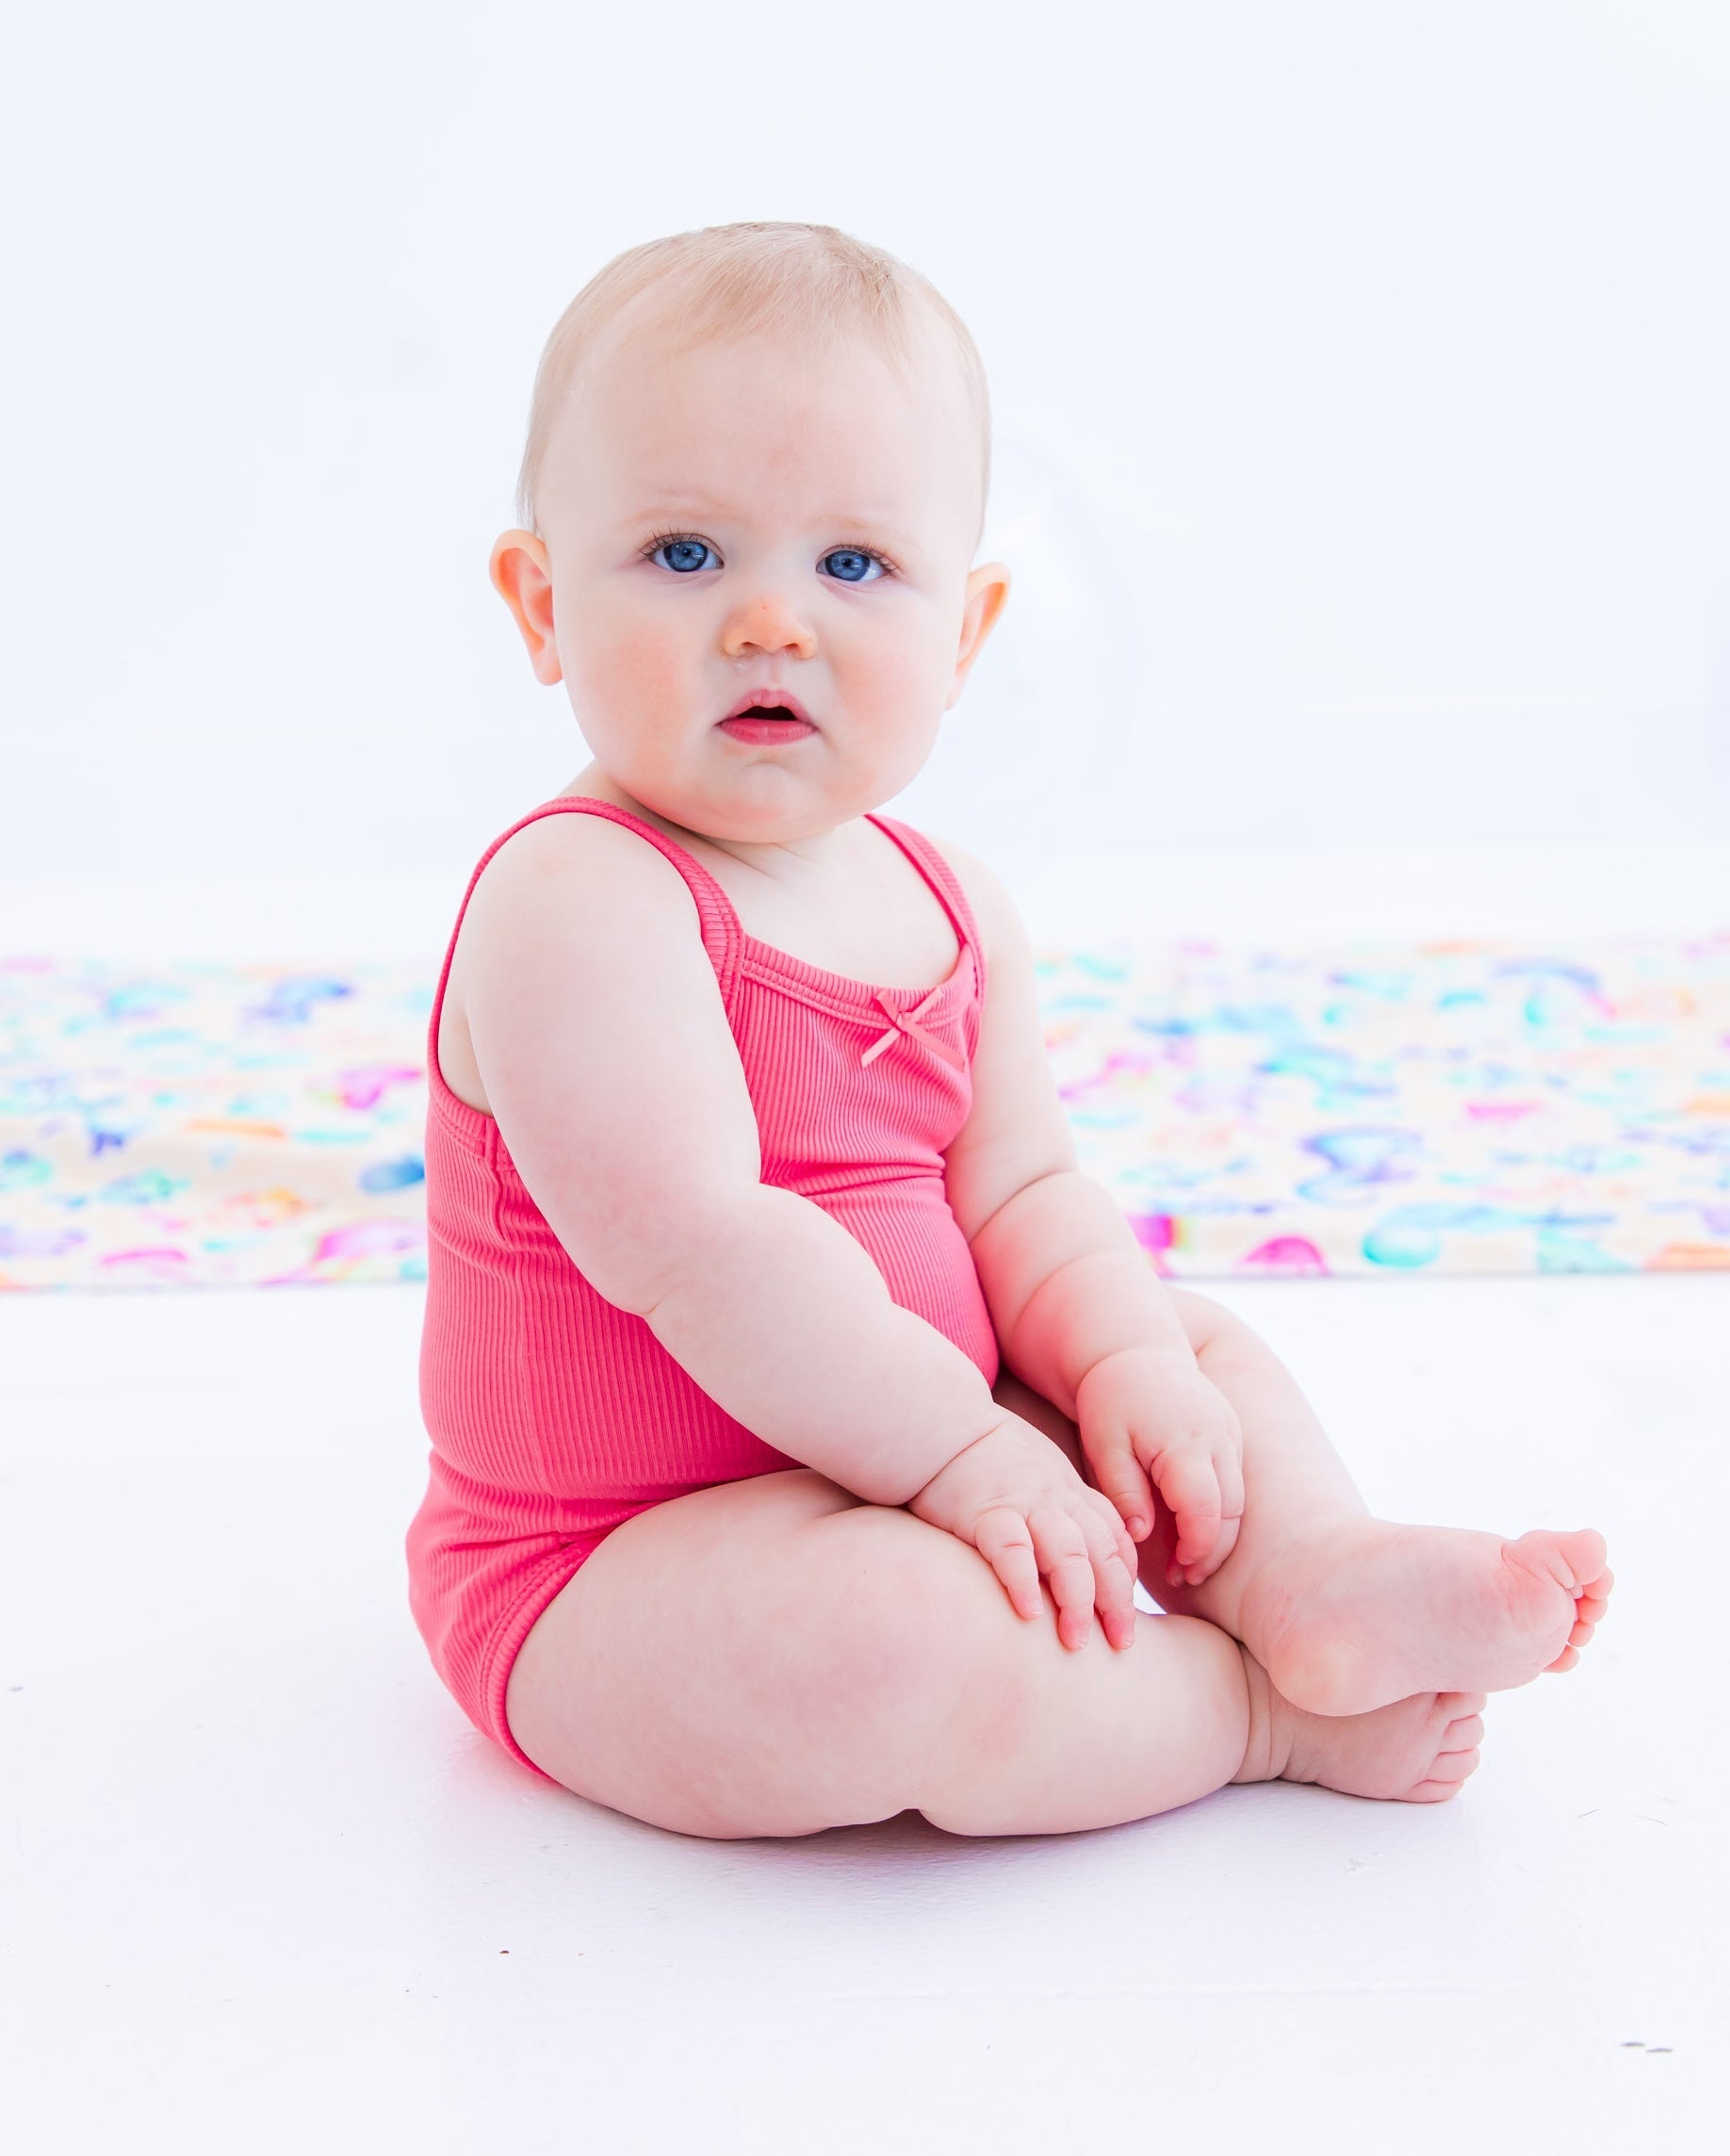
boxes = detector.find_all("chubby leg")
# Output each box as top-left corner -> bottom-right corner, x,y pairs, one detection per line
504,1461 -> 1481,1842
1006,1291 -> 1612,1718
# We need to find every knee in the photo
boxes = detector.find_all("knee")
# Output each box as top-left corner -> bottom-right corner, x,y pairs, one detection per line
798,1507 -> 1000,1711
1167,1285 -> 1246,1355
887,1522 -> 1041,1783
793,1510 -> 1036,1811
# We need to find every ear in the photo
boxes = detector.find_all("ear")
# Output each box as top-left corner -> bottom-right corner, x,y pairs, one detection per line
489,529 -> 563,685
946,561 -> 1011,709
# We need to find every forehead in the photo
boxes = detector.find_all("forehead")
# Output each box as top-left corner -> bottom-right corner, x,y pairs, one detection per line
544,315 -> 980,537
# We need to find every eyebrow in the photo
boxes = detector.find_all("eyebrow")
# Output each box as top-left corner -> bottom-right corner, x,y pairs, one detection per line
620,499 -> 918,544
621,494 -> 732,520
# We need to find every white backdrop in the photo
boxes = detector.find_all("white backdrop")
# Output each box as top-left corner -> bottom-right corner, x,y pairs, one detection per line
4,0 -> 1729,893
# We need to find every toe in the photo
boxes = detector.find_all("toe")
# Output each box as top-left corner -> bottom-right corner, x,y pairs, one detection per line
1511,1528 -> 1608,1596
1407,1776 -> 1468,1803
1414,1744 -> 1481,1799
1559,1528 -> 1608,1585
1543,1643 -> 1580,1674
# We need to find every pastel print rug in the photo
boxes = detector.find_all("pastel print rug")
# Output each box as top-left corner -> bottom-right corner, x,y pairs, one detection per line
3,935 -> 1728,1289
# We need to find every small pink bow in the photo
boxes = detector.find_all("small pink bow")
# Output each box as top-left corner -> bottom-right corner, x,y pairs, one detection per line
860,986 -> 966,1071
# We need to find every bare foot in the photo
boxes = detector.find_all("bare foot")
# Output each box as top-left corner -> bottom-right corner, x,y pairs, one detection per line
1239,1521 -> 1612,1717
1232,1648 -> 1487,1804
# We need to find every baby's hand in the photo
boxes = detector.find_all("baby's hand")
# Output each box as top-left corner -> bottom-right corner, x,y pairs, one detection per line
907,1413 -> 1140,1652
1075,1347 -> 1246,1588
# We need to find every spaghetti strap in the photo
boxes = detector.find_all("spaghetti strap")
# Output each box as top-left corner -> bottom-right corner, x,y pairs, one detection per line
425,796 -> 746,1118
865,812 -> 989,1004
537,796 -> 746,1001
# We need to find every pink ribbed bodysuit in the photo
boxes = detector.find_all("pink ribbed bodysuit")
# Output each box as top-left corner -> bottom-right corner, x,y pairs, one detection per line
407,795 -> 998,1774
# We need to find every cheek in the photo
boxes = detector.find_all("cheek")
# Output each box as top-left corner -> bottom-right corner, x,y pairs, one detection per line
567,594 -> 689,733
845,604 -> 954,714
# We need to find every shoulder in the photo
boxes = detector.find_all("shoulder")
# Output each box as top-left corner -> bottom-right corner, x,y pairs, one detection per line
449,802 -> 723,1022
465,800 -> 706,934
906,826 -> 1026,972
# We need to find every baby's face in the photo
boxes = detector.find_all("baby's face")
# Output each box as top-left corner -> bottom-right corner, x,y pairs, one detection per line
495,316 -> 1008,844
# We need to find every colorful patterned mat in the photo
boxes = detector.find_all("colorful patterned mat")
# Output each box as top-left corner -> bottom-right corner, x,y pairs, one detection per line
4,937 -> 1728,1289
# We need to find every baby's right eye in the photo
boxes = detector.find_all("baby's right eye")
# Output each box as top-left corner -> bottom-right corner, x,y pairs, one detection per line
646,534 -> 720,575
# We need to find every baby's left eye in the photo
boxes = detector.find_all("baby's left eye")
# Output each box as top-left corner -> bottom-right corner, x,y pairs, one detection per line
821,548 -> 888,584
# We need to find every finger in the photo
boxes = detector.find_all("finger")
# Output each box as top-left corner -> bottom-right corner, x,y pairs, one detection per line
1216,1424 -> 1247,1529
1085,1489 -> 1141,1616
1183,1511 -> 1242,1588
1180,1426 -> 1246,1584
1155,1446 -> 1224,1572
1027,1505 -> 1097,1652
971,1507 -> 1044,1622
1079,1484 -> 1141,1578
1086,1429 -> 1156,1543
1078,1508 -> 1138,1651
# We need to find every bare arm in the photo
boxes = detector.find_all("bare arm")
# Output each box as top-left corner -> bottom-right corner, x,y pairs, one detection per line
641,1183 -> 1004,1505
931,833 -> 1191,1413
971,1168 -> 1191,1421
934,832 -> 1245,1576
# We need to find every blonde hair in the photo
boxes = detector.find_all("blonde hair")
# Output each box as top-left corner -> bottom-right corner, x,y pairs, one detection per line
512,220 -> 992,543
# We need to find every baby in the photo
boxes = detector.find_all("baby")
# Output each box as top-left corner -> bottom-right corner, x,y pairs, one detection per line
406,220 -> 1612,1838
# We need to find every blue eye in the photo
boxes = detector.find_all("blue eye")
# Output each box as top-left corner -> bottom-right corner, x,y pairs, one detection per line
650,536 -> 719,574
822,548 -> 885,583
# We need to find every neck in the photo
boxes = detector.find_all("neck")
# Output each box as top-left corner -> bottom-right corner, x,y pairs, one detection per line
561,762 -> 858,880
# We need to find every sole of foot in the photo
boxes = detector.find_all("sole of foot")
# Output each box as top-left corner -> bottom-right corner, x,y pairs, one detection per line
1281,1687 -> 1488,1805
1249,1522 -> 1612,1719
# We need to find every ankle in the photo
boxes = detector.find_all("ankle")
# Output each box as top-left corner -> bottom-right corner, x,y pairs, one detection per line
1236,1515 -> 1379,1667
1230,1643 -> 1294,1785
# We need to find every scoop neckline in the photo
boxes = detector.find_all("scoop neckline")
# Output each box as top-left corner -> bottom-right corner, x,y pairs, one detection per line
563,795 -> 976,1006
736,927 -> 973,1007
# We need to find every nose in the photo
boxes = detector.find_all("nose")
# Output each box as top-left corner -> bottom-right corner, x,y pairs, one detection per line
721,587 -> 818,662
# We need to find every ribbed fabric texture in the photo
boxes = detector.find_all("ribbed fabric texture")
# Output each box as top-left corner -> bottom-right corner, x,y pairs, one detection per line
406,795 -> 997,1772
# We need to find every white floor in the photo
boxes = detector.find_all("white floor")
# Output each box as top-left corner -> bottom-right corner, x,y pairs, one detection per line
4,845 -> 1727,2153
3,1271 -> 1723,2154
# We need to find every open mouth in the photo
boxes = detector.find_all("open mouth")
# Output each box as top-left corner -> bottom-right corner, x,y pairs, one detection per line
718,701 -> 817,741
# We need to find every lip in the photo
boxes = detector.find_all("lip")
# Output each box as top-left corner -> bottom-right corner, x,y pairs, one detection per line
719,688 -> 815,727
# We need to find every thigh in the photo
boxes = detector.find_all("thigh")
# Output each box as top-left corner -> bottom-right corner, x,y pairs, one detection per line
505,1464 -> 1026,1839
